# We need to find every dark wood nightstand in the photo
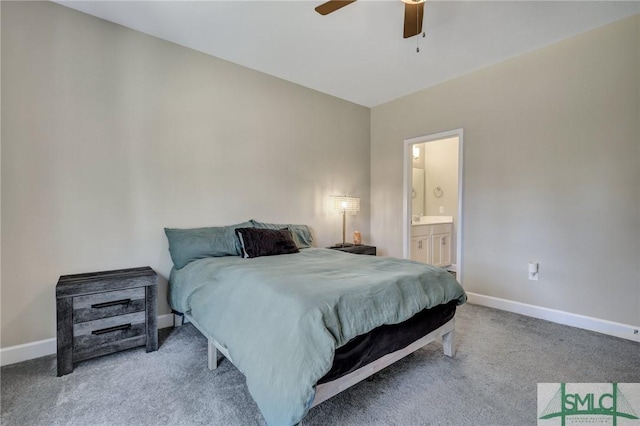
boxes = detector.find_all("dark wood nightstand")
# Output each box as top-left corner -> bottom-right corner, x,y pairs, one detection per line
327,244 -> 376,256
56,266 -> 158,376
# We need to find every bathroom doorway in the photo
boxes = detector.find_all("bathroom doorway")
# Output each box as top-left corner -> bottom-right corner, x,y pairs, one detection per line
403,129 -> 464,284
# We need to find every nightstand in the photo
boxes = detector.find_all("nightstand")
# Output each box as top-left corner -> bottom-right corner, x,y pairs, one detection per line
56,266 -> 158,376
327,244 -> 376,256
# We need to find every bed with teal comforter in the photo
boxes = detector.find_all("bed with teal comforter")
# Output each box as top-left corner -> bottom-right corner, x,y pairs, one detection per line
169,248 -> 466,425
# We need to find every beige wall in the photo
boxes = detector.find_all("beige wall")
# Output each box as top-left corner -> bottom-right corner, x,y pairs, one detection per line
371,15 -> 639,326
1,2 -> 370,347
2,2 -> 638,349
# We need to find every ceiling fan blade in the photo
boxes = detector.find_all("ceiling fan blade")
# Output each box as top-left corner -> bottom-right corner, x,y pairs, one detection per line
403,2 -> 424,38
315,0 -> 357,16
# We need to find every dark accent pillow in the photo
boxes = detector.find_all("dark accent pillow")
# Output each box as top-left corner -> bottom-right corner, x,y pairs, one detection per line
235,227 -> 300,259
249,220 -> 313,248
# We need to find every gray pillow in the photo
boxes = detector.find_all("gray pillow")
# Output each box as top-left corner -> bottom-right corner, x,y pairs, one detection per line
164,221 -> 252,269
249,220 -> 313,248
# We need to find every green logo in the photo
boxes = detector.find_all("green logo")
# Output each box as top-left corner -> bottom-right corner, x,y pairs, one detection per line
539,383 -> 639,425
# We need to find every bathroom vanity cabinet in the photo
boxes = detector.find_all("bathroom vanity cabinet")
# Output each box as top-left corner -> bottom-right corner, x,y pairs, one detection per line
411,223 -> 452,268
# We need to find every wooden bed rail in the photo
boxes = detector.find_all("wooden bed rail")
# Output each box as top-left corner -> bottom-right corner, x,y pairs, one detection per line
312,318 -> 455,407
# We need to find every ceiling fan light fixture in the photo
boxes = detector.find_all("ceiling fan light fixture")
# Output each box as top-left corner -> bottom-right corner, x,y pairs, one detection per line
316,0 -> 426,40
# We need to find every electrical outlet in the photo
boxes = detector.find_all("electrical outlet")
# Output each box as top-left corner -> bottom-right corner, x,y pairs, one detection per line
439,206 -> 444,213
528,262 -> 539,281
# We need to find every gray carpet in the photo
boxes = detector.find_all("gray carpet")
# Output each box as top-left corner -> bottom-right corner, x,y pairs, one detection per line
2,304 -> 638,425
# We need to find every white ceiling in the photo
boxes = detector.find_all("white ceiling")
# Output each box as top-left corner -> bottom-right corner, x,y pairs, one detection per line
56,1 -> 640,107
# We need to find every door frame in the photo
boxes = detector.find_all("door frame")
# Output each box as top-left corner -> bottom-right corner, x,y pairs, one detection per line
403,128 -> 464,285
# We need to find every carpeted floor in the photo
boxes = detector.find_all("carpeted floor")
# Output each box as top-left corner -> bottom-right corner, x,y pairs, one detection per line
1,304 -> 638,425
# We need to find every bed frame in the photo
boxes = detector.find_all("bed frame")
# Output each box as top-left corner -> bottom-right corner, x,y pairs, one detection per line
174,312 -> 456,408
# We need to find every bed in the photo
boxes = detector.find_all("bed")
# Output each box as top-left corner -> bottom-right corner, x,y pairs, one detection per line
165,221 -> 466,425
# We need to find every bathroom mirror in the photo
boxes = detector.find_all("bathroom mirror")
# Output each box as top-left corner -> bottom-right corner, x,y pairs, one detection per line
411,168 -> 425,217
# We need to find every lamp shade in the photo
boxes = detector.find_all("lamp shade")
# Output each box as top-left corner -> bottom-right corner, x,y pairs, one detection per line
332,196 -> 360,213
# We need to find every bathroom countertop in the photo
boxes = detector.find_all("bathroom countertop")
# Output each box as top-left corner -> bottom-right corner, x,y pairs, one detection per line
412,216 -> 453,225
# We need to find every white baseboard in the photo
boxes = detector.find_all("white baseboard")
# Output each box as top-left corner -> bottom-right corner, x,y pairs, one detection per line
466,292 -> 640,343
157,313 -> 175,329
4,302 -> 637,367
0,337 -> 58,367
0,314 -> 175,367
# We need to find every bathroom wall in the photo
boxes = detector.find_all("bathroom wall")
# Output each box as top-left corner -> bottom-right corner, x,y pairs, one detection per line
423,137 -> 459,265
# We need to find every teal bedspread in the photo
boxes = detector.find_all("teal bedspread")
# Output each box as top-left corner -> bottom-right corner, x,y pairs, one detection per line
169,248 -> 466,425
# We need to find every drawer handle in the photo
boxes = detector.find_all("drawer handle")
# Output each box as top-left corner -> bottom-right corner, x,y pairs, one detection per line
91,299 -> 131,309
92,323 -> 132,335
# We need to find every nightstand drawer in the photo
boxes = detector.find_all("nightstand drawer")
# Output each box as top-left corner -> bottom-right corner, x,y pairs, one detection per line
73,287 -> 145,323
73,311 -> 146,356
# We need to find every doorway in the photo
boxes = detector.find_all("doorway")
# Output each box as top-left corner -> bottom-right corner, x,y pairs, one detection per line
403,129 -> 464,284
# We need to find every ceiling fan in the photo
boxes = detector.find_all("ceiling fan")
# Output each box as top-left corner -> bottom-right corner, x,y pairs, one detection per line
315,0 -> 425,39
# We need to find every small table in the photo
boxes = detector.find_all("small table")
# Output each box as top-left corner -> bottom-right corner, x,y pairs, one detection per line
56,267 -> 158,376
327,244 -> 376,256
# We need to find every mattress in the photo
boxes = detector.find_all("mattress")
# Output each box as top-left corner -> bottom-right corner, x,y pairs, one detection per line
319,299 -> 458,383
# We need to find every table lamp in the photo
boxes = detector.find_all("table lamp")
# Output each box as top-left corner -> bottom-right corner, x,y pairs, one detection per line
332,195 -> 360,247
